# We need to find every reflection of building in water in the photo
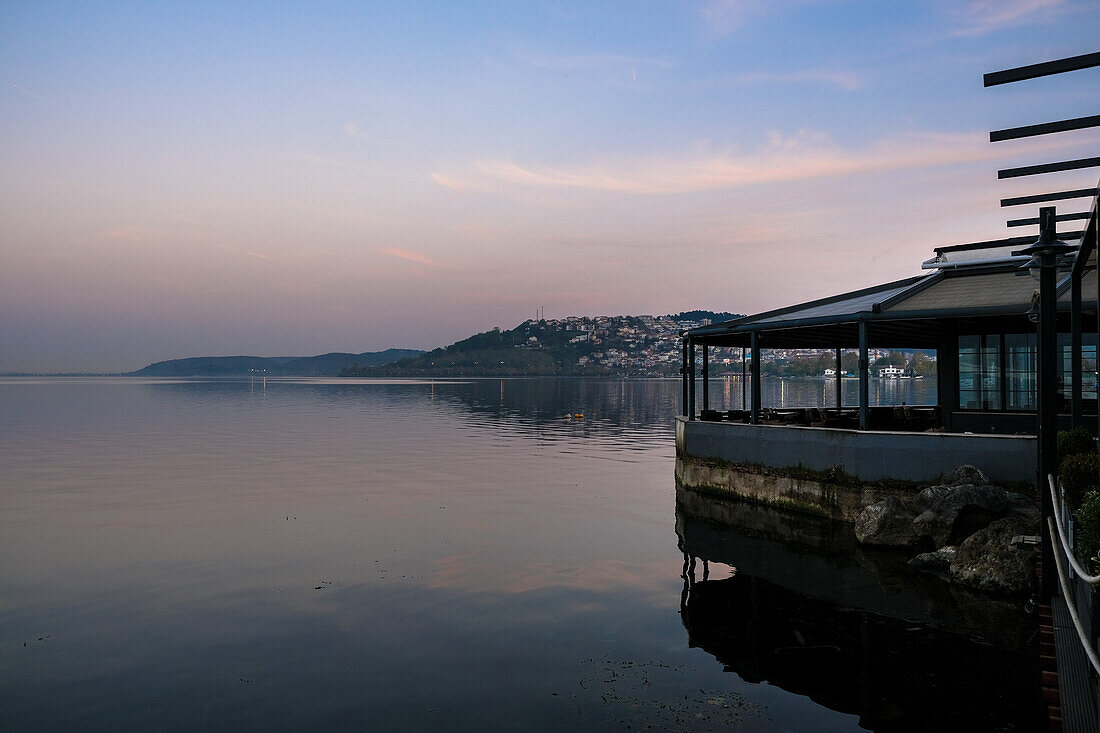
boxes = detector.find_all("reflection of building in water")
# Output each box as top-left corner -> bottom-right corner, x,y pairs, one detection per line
675,487 -> 1043,730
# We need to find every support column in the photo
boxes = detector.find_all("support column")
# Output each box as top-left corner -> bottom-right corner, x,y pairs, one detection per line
1039,252 -> 1058,597
834,347 -> 842,409
688,339 -> 696,420
741,347 -> 747,411
938,320 -> 957,433
701,343 -> 709,412
858,321 -> 869,430
750,332 -> 761,424
1018,206 -> 1074,599
1072,269 -> 1082,425
681,340 -> 689,417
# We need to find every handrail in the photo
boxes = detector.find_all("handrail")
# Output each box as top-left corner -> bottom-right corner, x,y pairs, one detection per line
1047,473 -> 1100,584
1047,516 -> 1100,676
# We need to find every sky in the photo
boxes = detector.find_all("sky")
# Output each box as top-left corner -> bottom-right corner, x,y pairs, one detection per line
2,1 -> 1099,372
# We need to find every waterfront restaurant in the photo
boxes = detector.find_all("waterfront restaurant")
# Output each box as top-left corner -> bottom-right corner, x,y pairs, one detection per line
676,208 -> 1098,490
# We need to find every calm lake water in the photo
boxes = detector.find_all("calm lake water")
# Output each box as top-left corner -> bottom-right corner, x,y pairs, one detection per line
1,377 -> 1036,731
696,374 -> 938,411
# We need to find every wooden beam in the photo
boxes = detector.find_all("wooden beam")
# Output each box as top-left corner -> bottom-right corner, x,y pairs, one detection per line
1002,188 -> 1099,207
984,52 -> 1100,86
1007,212 -> 1090,227
990,115 -> 1100,142
999,157 -> 1100,179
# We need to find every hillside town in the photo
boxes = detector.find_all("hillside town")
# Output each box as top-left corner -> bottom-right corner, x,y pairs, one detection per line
509,313 -> 936,377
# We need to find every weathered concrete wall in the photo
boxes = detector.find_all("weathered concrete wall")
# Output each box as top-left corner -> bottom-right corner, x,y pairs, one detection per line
676,417 -> 1036,487
675,457 -> 887,521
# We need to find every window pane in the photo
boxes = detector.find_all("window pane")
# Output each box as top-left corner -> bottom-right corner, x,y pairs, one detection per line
958,335 -> 980,409
1005,334 -> 1035,410
1055,332 -> 1099,410
958,334 -> 1004,410
981,335 -> 1002,410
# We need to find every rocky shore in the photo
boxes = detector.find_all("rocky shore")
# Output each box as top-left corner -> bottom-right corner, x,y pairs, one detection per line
854,465 -> 1039,594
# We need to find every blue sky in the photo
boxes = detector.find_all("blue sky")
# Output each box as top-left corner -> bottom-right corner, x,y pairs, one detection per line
2,0 -> 1098,371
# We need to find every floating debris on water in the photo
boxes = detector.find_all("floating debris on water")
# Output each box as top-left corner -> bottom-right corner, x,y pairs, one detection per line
558,656 -> 767,730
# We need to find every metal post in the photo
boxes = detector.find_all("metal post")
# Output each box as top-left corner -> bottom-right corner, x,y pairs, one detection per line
1039,249 -> 1058,597
835,347 -> 842,410
701,343 -> 709,412
939,321 -> 957,433
858,321 -> 869,430
1072,268 -> 1082,425
741,347 -> 747,410
688,339 -> 696,420
682,339 -> 689,417
750,332 -> 761,424
1014,206 -> 1074,598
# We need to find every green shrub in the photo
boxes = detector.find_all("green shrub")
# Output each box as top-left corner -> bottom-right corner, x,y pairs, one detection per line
1074,491 -> 1100,574
1060,452 -> 1099,511
1058,426 -> 1095,461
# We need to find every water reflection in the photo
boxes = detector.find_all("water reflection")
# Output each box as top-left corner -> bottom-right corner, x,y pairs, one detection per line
136,377 -> 684,454
0,377 -> 1034,731
675,485 -> 1043,731
698,375 -> 938,411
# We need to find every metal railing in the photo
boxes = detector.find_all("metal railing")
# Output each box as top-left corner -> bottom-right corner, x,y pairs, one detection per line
1047,473 -> 1100,675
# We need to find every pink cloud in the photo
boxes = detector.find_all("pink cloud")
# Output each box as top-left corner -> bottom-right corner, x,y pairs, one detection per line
440,129 -> 1095,195
378,247 -> 440,266
225,245 -> 278,261
98,225 -> 149,243
954,0 -> 1067,36
430,172 -> 469,193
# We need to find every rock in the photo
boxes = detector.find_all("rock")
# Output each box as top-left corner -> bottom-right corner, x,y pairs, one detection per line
941,465 -> 989,487
908,546 -> 957,573
911,484 -> 1012,548
855,496 -> 920,546
1005,492 -> 1041,525
915,485 -> 951,510
949,518 -> 1033,595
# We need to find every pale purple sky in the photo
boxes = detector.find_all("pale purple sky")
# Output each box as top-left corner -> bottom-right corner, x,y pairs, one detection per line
2,1 -> 1099,372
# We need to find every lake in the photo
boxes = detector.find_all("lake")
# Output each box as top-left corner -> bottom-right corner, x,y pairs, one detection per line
691,373 -> 938,411
0,377 -> 1037,731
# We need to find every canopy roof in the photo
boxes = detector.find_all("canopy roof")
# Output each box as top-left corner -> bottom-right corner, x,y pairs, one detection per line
685,243 -> 1097,349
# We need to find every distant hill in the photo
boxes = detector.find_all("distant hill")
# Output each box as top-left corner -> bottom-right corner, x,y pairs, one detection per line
127,349 -> 423,377
665,310 -> 740,324
343,312 -> 741,378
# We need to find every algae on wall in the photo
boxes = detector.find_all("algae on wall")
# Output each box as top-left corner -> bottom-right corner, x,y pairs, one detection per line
674,455 -> 914,522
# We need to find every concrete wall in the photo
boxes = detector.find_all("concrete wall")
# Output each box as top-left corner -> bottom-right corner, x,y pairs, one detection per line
676,417 -> 1037,487
675,456 -> 879,521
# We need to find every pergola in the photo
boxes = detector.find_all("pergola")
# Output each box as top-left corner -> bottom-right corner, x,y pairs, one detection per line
680,230 -> 1098,433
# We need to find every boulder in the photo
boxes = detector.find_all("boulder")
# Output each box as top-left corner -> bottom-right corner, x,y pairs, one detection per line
855,496 -> 920,547
908,546 -> 957,573
911,484 -> 1011,548
915,485 -> 951,509
949,518 -> 1033,595
941,465 -> 989,487
1005,492 -> 1041,525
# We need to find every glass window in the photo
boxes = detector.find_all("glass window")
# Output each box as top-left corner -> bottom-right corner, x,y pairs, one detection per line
980,334 -> 1002,410
962,332 -> 1096,412
958,334 -> 1003,410
958,335 -> 981,409
1084,340 -> 1098,405
1058,332 -> 1099,409
1005,334 -> 1035,410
